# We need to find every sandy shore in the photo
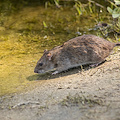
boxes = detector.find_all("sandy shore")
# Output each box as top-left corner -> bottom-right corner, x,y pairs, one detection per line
0,52 -> 120,120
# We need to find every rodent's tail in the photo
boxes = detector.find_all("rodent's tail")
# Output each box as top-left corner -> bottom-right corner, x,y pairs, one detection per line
115,43 -> 120,46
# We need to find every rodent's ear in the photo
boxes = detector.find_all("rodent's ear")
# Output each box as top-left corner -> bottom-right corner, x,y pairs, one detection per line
47,53 -> 52,60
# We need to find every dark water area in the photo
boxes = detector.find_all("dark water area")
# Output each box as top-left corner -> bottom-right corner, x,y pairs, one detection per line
0,0 -> 119,96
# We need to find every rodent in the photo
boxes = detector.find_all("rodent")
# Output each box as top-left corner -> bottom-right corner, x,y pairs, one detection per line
34,34 -> 120,74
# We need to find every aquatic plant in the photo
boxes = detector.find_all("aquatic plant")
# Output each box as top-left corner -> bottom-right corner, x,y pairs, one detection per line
107,0 -> 120,18
43,21 -> 48,28
54,0 -> 61,8
74,1 -> 85,16
74,0 -> 104,16
107,0 -> 120,34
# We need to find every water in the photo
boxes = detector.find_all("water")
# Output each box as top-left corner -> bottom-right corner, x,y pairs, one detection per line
0,2 -> 111,96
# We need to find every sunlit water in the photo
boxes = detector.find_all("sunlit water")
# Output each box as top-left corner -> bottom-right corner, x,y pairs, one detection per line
0,4 -> 111,96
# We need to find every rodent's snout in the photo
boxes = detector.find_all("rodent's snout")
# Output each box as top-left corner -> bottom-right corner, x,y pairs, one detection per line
34,69 -> 38,73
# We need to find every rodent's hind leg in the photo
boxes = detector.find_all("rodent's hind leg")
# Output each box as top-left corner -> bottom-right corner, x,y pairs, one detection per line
90,60 -> 106,68
90,63 -> 99,68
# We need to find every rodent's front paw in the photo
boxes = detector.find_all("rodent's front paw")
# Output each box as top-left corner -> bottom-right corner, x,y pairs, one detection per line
52,71 -> 59,75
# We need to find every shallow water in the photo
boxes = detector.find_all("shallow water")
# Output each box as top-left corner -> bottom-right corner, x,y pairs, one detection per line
0,2 -> 113,96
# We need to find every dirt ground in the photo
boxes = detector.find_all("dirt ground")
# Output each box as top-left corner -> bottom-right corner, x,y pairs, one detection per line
0,52 -> 120,120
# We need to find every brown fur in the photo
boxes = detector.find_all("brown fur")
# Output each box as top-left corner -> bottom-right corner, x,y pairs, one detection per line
34,35 -> 119,74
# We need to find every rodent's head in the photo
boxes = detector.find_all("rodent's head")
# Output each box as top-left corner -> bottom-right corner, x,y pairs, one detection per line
34,50 -> 55,74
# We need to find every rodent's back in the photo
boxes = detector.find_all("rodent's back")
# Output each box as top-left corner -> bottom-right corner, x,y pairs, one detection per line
34,35 -> 117,74
58,35 -> 115,65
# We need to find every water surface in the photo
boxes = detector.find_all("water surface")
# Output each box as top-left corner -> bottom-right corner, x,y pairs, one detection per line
0,3 -> 111,96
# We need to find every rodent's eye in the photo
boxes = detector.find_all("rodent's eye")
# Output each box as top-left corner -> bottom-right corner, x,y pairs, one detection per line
39,63 -> 43,66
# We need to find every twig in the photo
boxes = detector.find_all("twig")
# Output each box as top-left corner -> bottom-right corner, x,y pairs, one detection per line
88,0 -> 104,8
12,101 -> 40,108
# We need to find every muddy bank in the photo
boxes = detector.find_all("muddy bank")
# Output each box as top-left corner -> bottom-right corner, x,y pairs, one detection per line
0,52 -> 120,120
